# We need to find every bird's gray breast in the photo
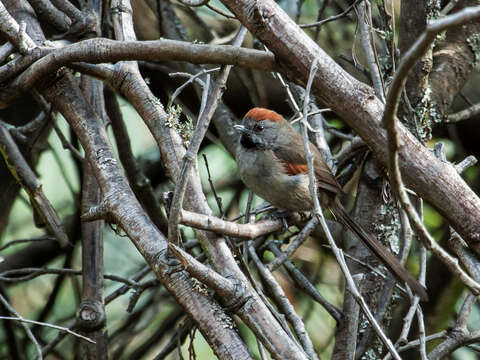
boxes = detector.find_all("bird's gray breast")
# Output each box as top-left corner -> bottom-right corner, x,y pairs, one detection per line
236,148 -> 313,211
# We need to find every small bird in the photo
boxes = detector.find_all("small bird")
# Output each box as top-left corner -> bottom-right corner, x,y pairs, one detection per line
235,107 -> 428,301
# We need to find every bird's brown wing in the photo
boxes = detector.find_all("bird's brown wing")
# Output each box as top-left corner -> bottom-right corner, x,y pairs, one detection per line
273,136 -> 341,194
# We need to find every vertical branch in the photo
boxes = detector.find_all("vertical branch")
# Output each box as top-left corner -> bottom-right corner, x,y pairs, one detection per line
358,0 -> 385,102
78,160 -> 107,354
77,4 -> 108,349
105,87 -> 169,235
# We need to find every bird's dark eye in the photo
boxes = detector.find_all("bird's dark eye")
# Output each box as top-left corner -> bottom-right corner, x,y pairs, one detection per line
253,124 -> 264,132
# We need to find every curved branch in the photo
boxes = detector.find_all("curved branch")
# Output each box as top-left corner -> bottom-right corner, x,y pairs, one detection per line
0,37 -> 276,108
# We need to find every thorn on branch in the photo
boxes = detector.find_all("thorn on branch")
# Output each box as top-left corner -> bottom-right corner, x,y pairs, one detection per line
81,203 -> 112,222
455,155 -> 478,174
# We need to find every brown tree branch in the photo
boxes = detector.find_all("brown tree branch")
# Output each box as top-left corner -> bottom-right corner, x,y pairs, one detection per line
78,65 -> 108,357
0,122 -> 69,247
382,5 -> 480,295
446,102 -> 480,123
0,37 -> 277,108
430,0 -> 480,120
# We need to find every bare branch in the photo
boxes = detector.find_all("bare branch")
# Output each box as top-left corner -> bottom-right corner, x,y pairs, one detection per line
300,0 -> 362,29
0,2 -> 36,53
249,244 -> 317,360
180,209 -> 284,238
0,122 -> 70,247
268,243 -> 343,322
266,216 -> 319,271
446,102 -> 480,123
455,155 -> 478,174
383,5 -> 480,295
0,37 -> 276,107
169,243 -> 250,310
168,67 -> 220,109
0,316 -> 94,344
358,0 -> 385,102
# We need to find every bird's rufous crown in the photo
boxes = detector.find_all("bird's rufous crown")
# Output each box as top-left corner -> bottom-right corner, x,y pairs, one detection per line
244,108 -> 282,122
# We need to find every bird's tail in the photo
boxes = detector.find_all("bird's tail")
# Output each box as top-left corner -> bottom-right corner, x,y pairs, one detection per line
330,202 -> 428,301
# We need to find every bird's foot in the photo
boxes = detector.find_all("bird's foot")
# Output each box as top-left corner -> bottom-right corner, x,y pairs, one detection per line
263,208 -> 292,233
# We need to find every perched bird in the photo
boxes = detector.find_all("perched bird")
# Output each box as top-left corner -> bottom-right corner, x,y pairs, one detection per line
234,107 -> 428,301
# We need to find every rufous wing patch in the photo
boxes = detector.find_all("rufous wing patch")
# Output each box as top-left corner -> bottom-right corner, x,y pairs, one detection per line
245,108 -> 282,122
282,163 -> 308,176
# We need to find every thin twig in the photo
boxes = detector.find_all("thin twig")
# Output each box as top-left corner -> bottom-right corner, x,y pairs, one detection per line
206,3 -> 236,19
168,67 -> 220,109
446,103 -> 480,123
32,91 -> 84,161
383,331 -> 447,359
300,0 -> 363,28
0,316 -> 94,343
416,249 -> 427,359
0,236 -> 55,252
314,0 -> 329,41
202,154 -> 223,216
198,74 -> 210,120
0,267 -> 144,288
249,244 -> 317,360
268,243 -> 343,323
267,216 -> 319,271
0,293 -> 43,359
358,0 -> 385,102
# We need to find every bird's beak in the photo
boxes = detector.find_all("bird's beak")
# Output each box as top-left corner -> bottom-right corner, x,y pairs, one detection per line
234,124 -> 247,133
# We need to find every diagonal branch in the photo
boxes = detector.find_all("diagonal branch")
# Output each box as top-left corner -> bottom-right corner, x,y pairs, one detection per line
0,122 -> 70,247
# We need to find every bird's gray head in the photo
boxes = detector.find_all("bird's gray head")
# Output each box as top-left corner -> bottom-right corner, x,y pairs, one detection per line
234,108 -> 287,151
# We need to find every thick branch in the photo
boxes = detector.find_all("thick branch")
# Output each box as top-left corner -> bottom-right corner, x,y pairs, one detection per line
0,37 -> 276,108
430,0 -> 480,119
